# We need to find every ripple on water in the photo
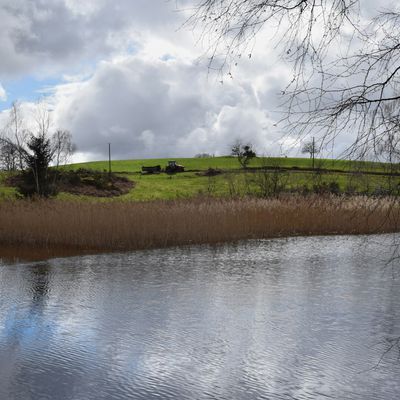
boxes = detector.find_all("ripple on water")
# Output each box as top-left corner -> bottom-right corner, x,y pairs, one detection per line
0,235 -> 400,399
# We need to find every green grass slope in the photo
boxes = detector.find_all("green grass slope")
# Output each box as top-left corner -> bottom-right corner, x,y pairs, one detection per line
70,156 -> 385,174
0,156 -> 395,201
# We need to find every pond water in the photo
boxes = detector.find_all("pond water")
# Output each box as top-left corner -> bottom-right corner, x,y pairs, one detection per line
1,235 -> 400,399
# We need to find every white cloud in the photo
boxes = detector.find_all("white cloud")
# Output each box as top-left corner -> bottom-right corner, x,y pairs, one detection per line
0,0 -> 190,78
50,50 -> 291,161
1,0 -> 379,161
0,83 -> 6,101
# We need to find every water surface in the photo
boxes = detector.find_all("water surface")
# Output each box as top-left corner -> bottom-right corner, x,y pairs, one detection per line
1,235 -> 400,399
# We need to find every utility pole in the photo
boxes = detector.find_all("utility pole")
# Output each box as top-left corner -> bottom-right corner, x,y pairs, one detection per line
312,136 -> 315,170
108,143 -> 112,177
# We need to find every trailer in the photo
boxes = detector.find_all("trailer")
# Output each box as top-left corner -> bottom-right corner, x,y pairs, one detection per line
141,165 -> 161,174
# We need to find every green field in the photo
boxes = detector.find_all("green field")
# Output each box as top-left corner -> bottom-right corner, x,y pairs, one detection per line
0,156 -> 397,201
70,156 -> 385,173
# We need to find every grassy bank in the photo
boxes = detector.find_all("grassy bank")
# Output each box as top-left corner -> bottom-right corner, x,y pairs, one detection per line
44,156 -> 400,201
1,156 -> 398,201
0,195 -> 398,260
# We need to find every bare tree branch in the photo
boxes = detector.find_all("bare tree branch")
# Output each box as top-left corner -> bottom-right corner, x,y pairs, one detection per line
188,1 -> 400,159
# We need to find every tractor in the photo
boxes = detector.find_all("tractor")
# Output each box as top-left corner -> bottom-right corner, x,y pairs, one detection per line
165,160 -> 185,173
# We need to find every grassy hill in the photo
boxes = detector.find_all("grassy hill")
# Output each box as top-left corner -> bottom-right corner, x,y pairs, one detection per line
0,156 -> 396,201
71,156 -> 384,173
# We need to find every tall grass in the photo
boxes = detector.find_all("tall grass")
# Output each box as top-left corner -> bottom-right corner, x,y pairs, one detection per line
0,195 -> 399,258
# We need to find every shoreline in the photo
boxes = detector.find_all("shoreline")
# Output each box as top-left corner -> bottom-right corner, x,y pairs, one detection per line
1,231 -> 398,264
1,195 -> 399,262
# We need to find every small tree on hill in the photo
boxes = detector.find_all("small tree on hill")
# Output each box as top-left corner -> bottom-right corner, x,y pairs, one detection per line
231,140 -> 256,168
302,138 -> 319,169
0,101 -> 75,197
25,134 -> 54,197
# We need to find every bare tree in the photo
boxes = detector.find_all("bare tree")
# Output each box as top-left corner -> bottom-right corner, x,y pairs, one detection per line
256,157 -> 288,197
301,140 -> 316,157
188,1 -> 400,158
52,130 -> 75,169
301,137 -> 319,168
0,142 -> 19,171
34,100 -> 52,138
0,100 -> 52,173
6,101 -> 27,170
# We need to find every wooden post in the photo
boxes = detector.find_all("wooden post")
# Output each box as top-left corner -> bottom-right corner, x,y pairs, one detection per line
312,136 -> 315,170
108,143 -> 111,177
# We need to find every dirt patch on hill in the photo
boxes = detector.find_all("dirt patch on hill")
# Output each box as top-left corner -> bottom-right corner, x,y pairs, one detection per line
6,169 -> 135,198
196,168 -> 223,176
59,177 -> 134,197
59,169 -> 135,197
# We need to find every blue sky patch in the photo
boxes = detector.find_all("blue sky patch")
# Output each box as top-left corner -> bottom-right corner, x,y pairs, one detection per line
0,76 -> 61,111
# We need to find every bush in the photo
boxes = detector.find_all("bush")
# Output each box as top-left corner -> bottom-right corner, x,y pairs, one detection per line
16,170 -> 59,198
313,180 -> 340,195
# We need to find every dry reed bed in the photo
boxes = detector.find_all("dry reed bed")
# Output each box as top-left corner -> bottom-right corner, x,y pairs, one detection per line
0,195 -> 399,254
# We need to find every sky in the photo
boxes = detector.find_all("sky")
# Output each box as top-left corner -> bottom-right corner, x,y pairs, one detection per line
0,0 -> 388,162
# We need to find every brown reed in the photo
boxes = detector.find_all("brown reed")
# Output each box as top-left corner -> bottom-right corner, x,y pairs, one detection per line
0,195 -> 399,259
